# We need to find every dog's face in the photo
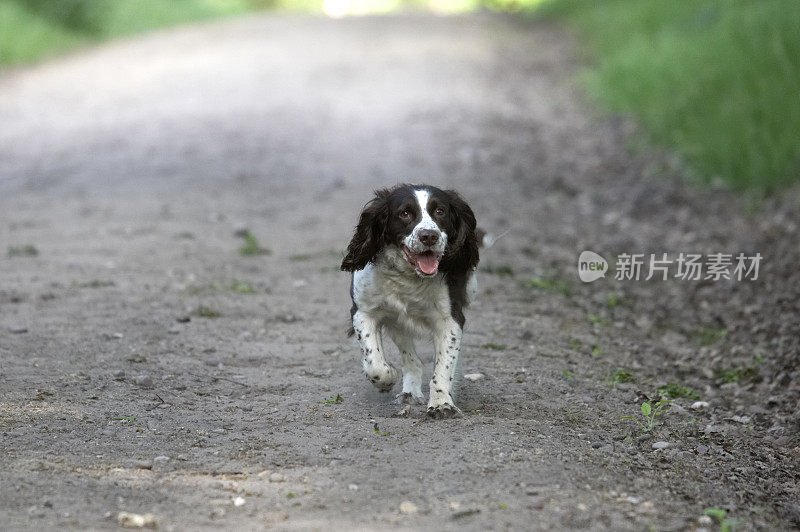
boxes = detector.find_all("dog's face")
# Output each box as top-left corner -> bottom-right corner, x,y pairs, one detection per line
341,184 -> 479,277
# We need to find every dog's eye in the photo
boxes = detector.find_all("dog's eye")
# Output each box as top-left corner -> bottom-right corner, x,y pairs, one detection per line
399,210 -> 411,220
434,207 -> 445,217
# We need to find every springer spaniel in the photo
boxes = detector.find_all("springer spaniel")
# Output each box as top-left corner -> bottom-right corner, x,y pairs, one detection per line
341,184 -> 480,419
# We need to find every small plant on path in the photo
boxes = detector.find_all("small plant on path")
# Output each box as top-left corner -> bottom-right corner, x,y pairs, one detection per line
620,400 -> 671,433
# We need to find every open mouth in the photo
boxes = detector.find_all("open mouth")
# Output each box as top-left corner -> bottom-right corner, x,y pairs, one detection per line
403,247 -> 442,277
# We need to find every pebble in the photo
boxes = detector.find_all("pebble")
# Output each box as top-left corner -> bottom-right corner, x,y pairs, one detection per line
27,505 -> 45,518
691,401 -> 710,410
8,325 -> 28,334
463,373 -> 485,382
348,484 -> 359,491
233,497 -> 246,507
399,501 -> 418,515
257,470 -> 270,478
528,497 -> 545,510
652,441 -> 670,450
117,512 -> 158,528
135,375 -> 153,388
773,436 -> 792,447
153,455 -> 170,463
205,357 -> 222,367
133,461 -> 153,470
269,473 -> 285,483
113,370 -> 126,380
591,441 -> 603,449
698,515 -> 713,525
176,316 -> 191,323
696,444 -> 710,454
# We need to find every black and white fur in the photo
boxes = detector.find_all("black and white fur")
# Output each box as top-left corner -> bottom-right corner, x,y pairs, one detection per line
341,184 -> 479,419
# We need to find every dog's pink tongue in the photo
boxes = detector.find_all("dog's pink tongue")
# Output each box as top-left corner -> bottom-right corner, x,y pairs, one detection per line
417,254 -> 439,275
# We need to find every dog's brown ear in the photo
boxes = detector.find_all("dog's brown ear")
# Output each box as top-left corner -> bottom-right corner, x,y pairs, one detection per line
442,189 -> 479,273
341,189 -> 390,272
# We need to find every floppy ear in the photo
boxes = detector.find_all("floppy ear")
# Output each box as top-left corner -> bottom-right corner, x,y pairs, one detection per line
442,189 -> 479,273
341,189 -> 390,272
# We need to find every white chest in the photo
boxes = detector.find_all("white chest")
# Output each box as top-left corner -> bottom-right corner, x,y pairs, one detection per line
353,263 -> 451,336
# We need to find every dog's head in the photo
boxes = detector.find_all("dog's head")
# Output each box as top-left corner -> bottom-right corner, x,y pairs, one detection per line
341,184 -> 479,277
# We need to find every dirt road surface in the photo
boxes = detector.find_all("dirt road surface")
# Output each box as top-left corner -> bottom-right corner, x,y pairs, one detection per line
1,12 -> 798,531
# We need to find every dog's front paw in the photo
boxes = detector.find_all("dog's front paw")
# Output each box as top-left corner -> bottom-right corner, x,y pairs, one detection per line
365,364 -> 398,392
426,402 -> 463,420
394,392 -> 425,405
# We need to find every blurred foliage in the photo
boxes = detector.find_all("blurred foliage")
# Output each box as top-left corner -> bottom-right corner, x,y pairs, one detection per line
535,0 -> 800,194
0,0 -> 277,65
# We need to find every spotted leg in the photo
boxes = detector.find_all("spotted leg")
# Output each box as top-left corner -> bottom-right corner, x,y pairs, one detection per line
389,331 -> 425,405
427,318 -> 463,419
352,311 -> 398,392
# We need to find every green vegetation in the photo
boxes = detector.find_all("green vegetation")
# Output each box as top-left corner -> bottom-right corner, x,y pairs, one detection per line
8,245 -> 38,257
608,368 -> 635,388
482,264 -> 514,277
195,305 -> 221,318
373,422 -> 391,436
620,400 -> 671,434
704,507 -> 742,532
658,382 -> 699,400
0,0 -> 275,66
228,280 -> 255,294
695,327 -> 728,346
525,277 -> 571,296
482,343 -> 507,351
588,313 -> 609,327
718,366 -> 758,384
237,232 -> 270,256
605,294 -> 622,308
320,393 -> 343,404
537,0 -> 800,193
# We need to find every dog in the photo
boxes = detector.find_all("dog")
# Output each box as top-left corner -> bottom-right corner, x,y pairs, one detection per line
341,184 -> 480,419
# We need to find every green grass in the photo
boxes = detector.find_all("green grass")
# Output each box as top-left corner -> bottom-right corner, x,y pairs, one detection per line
608,368 -> 635,388
0,0 -> 276,67
525,277 -> 571,296
8,245 -> 39,257
718,366 -> 758,384
237,232 -> 271,256
658,382 -> 699,400
195,305 -> 221,318
319,393 -> 343,404
536,0 -> 800,194
704,507 -> 742,532
695,327 -> 728,347
482,343 -> 507,351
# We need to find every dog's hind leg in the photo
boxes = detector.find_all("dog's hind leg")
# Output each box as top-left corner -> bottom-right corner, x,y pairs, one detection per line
388,331 -> 424,405
352,311 -> 398,392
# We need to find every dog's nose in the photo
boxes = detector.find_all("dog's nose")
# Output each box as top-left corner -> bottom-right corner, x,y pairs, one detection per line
419,230 -> 439,247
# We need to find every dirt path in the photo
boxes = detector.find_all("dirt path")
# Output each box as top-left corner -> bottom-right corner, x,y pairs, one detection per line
1,12 -> 798,531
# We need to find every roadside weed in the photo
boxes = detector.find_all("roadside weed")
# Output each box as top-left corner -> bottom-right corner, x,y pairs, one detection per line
620,400 -> 671,433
